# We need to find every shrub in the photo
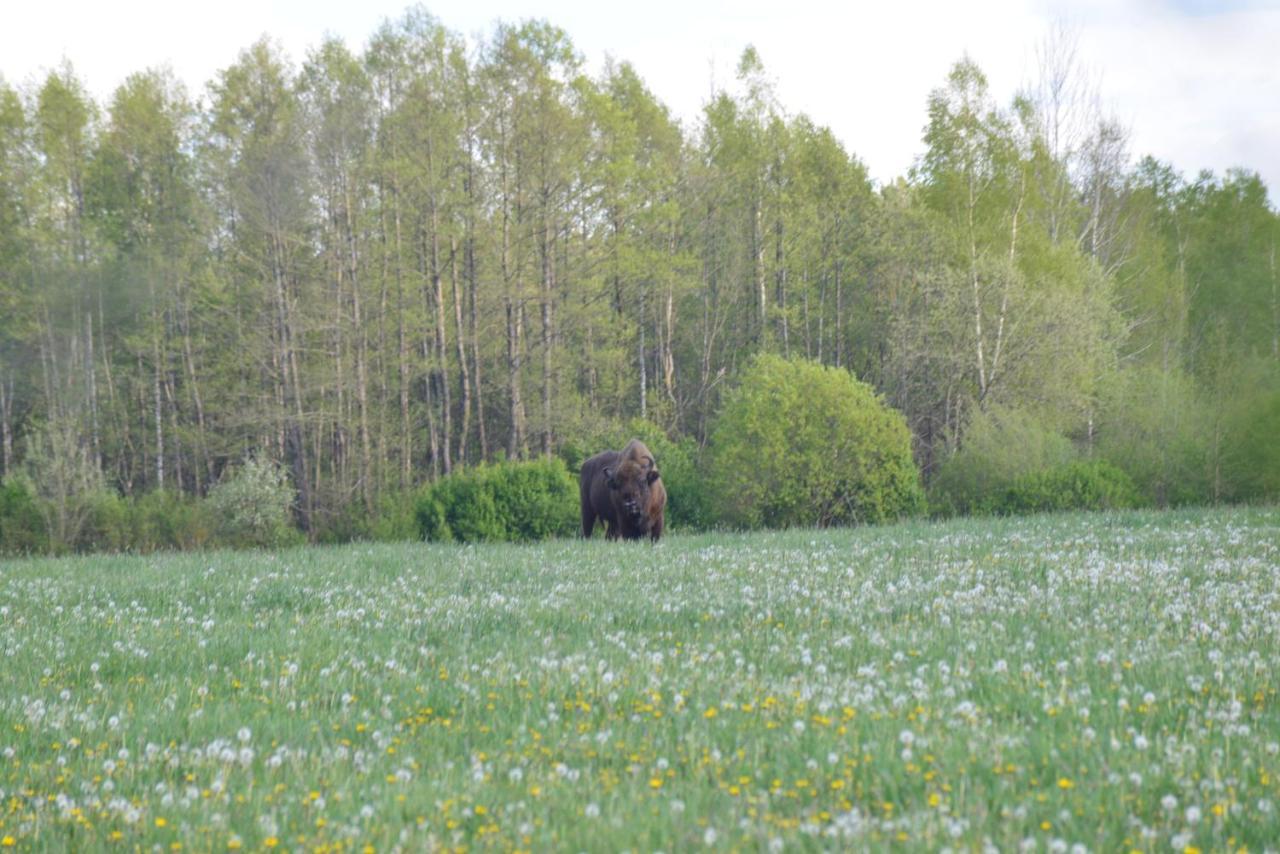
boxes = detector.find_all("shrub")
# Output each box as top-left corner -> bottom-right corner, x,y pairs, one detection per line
205,457 -> 302,549
21,417 -> 105,552
313,491 -> 421,545
416,458 -> 578,543
1094,366 -> 1212,507
80,489 -> 130,552
930,406 -> 1077,516
993,459 -> 1140,514
708,354 -> 923,529
125,490 -> 214,552
0,476 -> 47,555
1223,387 -> 1280,502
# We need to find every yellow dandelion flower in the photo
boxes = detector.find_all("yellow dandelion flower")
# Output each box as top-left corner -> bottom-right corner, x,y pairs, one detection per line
649,777 -> 663,789
264,838 -> 280,849
155,818 -> 167,828
1058,777 -> 1074,790
227,838 -> 242,850
704,708 -> 717,719
1,837 -> 14,848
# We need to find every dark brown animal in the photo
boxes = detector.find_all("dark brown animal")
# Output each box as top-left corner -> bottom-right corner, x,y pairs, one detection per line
580,438 -> 666,541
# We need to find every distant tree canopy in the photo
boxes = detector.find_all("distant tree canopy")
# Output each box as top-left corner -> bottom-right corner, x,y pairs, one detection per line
0,15 -> 1277,551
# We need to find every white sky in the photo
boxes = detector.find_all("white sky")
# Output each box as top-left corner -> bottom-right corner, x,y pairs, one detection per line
3,0 -> 1278,202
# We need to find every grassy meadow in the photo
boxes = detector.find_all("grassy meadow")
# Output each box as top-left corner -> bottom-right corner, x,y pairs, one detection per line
1,507 -> 1278,851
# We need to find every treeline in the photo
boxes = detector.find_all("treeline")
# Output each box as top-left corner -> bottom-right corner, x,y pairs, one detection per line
0,10 -> 1277,552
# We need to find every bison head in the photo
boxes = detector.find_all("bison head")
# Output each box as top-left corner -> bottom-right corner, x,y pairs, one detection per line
604,459 -> 660,526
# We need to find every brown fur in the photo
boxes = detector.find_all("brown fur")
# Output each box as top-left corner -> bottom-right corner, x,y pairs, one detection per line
580,438 -> 667,541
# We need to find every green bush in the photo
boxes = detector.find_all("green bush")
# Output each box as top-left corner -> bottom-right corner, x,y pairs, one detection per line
205,457 -> 303,549
313,491 -> 421,545
708,354 -> 923,529
80,489 -> 130,552
124,490 -> 214,552
993,459 -> 1140,514
1094,366 -> 1212,507
0,476 -> 47,555
930,406 -> 1077,516
560,418 -> 713,532
416,458 -> 578,543
1224,387 -> 1280,502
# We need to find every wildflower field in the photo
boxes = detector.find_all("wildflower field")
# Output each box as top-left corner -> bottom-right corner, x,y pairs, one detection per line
1,507 -> 1278,852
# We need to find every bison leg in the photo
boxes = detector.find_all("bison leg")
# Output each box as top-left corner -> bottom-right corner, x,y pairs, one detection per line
581,500 -> 596,538
650,517 -> 664,542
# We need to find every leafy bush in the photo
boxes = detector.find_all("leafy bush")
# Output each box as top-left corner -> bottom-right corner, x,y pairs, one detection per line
1223,386 -> 1280,502
205,457 -> 302,549
80,489 -> 130,552
993,459 -> 1140,515
708,354 -> 923,529
124,490 -> 214,552
21,417 -> 106,552
0,476 -> 47,555
313,491 -> 421,545
930,406 -> 1077,516
416,458 -> 578,543
1094,366 -> 1212,507
560,418 -> 713,532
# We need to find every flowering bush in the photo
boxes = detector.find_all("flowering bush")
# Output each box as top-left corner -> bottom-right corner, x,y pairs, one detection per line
205,456 -> 301,548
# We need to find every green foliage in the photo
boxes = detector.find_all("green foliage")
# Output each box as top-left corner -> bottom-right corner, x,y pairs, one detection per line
1094,366 -> 1211,507
122,490 -> 214,552
1224,385 -> 1280,502
416,458 -> 578,543
21,417 -> 107,553
313,491 -> 420,545
931,406 -> 1076,515
708,354 -> 923,529
205,457 -> 302,549
0,476 -> 47,555
993,460 -> 1140,515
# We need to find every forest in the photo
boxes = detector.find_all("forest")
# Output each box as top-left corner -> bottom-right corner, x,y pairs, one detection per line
0,9 -> 1277,551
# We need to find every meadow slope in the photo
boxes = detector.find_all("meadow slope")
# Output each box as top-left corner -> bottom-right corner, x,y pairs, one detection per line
1,507 -> 1278,851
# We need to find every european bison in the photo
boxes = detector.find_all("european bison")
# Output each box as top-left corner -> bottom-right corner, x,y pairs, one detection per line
580,438 -> 666,541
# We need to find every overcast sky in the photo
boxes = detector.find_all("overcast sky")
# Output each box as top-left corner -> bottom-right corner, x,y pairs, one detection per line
3,0 -> 1278,201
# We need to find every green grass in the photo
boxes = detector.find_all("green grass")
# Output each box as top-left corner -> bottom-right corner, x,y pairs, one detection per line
2,506 -> 1278,851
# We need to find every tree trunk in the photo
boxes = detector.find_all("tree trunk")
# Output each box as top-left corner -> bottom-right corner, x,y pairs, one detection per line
179,287 -> 209,494
754,199 -> 766,344
540,216 -> 554,457
468,229 -> 488,461
450,236 -> 471,466
834,261 -> 843,369
345,183 -> 374,514
638,280 -> 647,420
153,325 -> 165,491
429,198 -> 452,475
775,214 -> 788,354
0,375 -> 13,477
968,173 -> 989,402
